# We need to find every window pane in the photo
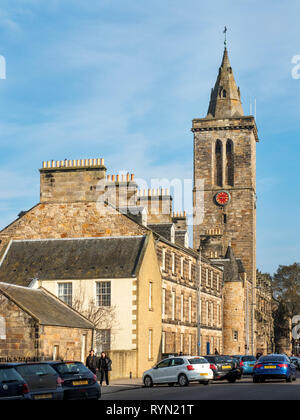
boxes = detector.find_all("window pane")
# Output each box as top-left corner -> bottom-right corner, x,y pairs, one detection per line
96,282 -> 111,306
95,329 -> 111,353
58,283 -> 72,306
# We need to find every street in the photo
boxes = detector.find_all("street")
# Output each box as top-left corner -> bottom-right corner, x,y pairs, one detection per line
101,371 -> 300,400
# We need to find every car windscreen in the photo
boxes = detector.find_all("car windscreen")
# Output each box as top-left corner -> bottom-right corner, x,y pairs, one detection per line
241,356 -> 256,362
210,356 -> 233,363
188,358 -> 209,364
54,362 -> 89,375
259,356 -> 285,363
0,367 -> 23,382
15,364 -> 56,377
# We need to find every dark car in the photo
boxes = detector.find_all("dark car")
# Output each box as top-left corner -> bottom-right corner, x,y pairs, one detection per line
47,361 -> 101,400
290,357 -> 300,370
0,364 -> 31,400
230,356 -> 244,378
11,362 -> 64,400
204,355 -> 241,383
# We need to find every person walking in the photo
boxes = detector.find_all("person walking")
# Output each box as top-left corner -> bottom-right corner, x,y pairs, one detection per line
86,349 -> 98,374
98,352 -> 112,386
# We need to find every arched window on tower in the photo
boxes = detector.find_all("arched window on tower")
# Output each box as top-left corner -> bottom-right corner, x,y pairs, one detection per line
226,139 -> 234,186
223,89 -> 227,98
215,140 -> 223,186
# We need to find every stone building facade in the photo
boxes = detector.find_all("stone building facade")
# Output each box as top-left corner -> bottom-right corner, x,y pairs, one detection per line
192,47 -> 262,355
0,282 -> 94,362
0,46 -> 275,369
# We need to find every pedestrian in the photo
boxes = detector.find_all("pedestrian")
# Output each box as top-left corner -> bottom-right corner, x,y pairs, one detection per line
85,349 -> 98,374
214,348 -> 219,355
98,352 -> 112,386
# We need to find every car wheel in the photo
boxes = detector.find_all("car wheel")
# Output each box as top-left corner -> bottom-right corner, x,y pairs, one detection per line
178,374 -> 189,387
144,376 -> 153,388
202,380 -> 211,386
286,375 -> 292,383
168,383 -> 175,387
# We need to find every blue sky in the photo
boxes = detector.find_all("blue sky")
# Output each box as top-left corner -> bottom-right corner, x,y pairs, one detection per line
0,0 -> 299,275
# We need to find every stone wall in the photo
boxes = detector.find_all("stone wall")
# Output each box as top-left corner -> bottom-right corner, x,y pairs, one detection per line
0,293 -> 37,360
40,326 -> 93,362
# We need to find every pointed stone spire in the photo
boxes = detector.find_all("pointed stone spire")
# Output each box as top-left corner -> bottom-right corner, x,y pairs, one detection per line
224,243 -> 241,282
207,48 -> 244,119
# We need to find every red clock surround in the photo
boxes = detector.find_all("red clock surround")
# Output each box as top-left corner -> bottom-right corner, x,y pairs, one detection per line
215,191 -> 231,206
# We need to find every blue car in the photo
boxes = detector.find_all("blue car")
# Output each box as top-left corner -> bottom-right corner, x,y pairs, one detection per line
253,354 -> 297,383
233,355 -> 257,374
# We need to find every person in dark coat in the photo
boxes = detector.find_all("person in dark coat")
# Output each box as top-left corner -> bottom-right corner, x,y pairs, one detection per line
98,352 -> 112,386
85,349 -> 98,374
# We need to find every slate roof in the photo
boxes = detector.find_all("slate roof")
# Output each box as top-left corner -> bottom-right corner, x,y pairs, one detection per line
0,236 -> 147,286
147,224 -> 174,242
0,282 -> 93,329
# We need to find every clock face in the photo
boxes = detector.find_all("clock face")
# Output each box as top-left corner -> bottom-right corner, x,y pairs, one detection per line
215,191 -> 230,206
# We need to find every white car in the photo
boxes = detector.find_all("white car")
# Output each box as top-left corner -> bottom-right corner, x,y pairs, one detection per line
143,356 -> 213,387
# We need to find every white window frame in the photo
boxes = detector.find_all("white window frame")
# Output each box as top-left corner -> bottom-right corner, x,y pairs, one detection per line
162,288 -> 166,319
172,291 -> 176,321
161,248 -> 166,271
181,294 -> 184,321
171,253 -> 175,275
162,331 -> 166,354
188,296 -> 192,323
96,281 -> 111,307
149,329 -> 153,360
58,282 -> 73,306
149,282 -> 153,310
180,257 -> 184,277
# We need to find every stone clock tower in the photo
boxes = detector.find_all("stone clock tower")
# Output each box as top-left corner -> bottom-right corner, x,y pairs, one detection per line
193,47 -> 259,354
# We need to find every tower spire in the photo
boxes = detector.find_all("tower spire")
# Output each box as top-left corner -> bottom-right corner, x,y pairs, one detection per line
207,46 -> 244,119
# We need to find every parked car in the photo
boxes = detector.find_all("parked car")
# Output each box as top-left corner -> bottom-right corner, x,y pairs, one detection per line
233,355 -> 257,375
0,364 -> 31,400
290,357 -> 300,370
253,354 -> 297,383
11,362 -> 64,400
204,355 -> 241,383
230,356 -> 244,378
47,361 -> 101,400
143,356 -> 213,387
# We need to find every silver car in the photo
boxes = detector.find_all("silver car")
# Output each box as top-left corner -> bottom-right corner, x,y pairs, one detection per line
143,356 -> 213,387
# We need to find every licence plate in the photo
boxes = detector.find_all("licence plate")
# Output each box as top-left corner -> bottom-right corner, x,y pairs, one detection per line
264,366 -> 276,369
34,394 -> 53,400
200,373 -> 208,376
223,365 -> 231,369
73,380 -> 88,386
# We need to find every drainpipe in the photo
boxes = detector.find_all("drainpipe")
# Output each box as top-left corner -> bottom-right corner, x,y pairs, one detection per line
196,240 -> 201,356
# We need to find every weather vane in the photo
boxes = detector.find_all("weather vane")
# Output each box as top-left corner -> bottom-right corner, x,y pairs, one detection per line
223,26 -> 227,47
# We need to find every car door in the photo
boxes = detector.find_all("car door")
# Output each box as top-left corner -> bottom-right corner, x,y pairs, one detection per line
167,358 -> 185,383
151,359 -> 171,384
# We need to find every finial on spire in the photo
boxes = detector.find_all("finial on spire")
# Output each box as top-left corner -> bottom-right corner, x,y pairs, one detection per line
223,26 -> 227,48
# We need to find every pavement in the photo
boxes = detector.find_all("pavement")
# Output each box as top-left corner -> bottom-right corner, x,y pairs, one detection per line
99,378 -> 143,395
